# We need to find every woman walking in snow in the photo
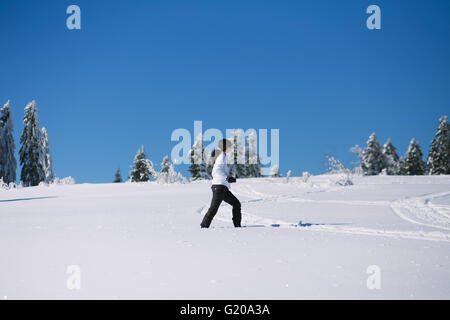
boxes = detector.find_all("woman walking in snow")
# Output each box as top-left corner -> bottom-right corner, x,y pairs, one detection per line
200,139 -> 241,228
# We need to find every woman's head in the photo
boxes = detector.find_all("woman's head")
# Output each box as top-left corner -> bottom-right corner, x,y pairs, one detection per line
218,138 -> 232,153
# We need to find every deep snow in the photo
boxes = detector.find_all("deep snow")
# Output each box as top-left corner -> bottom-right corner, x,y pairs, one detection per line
0,175 -> 449,299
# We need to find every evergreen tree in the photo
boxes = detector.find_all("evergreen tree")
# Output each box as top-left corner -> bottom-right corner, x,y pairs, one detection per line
129,146 -> 155,182
245,132 -> 262,178
382,138 -> 399,175
229,130 -> 247,178
400,139 -> 426,175
19,101 -> 45,186
114,167 -> 122,183
157,155 -> 187,184
189,134 -> 210,180
40,127 -> 54,183
0,100 -> 17,184
206,156 -> 214,178
160,155 -> 171,174
361,133 -> 383,175
427,115 -> 450,175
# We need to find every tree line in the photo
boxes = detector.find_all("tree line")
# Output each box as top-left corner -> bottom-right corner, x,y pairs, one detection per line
115,146 -> 186,184
0,100 -> 54,187
122,130 -> 265,183
357,116 -> 449,176
125,115 -> 449,183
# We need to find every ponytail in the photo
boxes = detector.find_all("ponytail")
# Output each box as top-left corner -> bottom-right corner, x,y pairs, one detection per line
210,149 -> 222,165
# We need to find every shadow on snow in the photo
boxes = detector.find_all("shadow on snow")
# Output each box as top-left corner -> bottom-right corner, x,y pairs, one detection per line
0,196 -> 57,203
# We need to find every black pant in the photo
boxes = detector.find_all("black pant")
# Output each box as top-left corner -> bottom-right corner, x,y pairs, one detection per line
201,185 -> 241,228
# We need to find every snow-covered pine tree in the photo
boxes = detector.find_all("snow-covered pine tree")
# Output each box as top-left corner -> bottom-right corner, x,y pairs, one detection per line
157,155 -> 172,183
157,155 -> 187,184
114,167 -> 122,183
399,138 -> 426,175
427,115 -> 450,175
229,130 -> 246,178
19,101 -> 45,186
40,127 -> 54,183
382,138 -> 399,175
176,171 -> 187,183
188,150 -> 200,180
397,158 -> 406,175
270,165 -> 281,177
245,132 -> 262,178
206,154 -> 214,178
129,146 -> 156,182
160,155 -> 171,174
165,162 -> 177,184
188,134 -> 210,180
361,133 -> 383,175
0,100 -> 17,184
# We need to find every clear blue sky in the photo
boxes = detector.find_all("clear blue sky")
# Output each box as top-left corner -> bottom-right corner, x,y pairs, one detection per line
1,0 -> 449,183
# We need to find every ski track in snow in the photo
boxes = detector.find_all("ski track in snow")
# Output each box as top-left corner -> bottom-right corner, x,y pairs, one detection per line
197,184 -> 450,242
391,191 -> 450,232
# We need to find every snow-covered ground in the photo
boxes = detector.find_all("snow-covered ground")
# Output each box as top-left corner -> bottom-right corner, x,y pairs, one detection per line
1,175 -> 449,299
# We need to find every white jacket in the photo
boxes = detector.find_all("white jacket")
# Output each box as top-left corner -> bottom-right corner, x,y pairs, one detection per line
211,151 -> 231,189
